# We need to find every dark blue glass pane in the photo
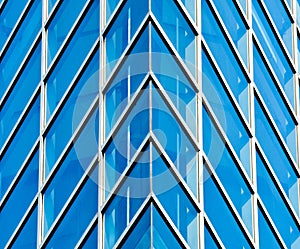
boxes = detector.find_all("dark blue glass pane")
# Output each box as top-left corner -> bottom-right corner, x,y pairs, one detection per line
204,225 -> 219,249
212,0 -> 248,66
255,97 -> 298,213
256,151 -> 300,248
45,166 -> 98,249
0,42 -> 41,149
47,0 -> 87,65
258,207 -> 281,249
204,165 -> 251,249
0,96 -> 40,200
105,26 -> 149,136
252,0 -> 294,107
152,86 -> 197,195
152,0 -> 196,75
152,26 -> 197,136
81,225 -> 98,249
202,0 -> 249,120
254,44 -> 296,160
46,0 -> 99,120
263,0 -> 292,56
45,50 -> 99,175
119,205 -> 151,249
0,0 -> 28,50
105,0 -> 148,77
202,50 -> 250,176
152,147 -> 198,248
0,151 -> 38,249
0,0 -> 41,101
11,206 -> 37,249
104,149 -> 150,248
203,107 -> 252,234
44,108 -> 98,234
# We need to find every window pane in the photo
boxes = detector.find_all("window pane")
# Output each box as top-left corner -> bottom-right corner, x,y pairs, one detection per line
46,0 -> 99,120
81,225 -> 98,249
204,225 -> 219,249
48,0 -> 59,14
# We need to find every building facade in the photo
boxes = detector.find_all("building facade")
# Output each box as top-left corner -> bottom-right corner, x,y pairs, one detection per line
1,0 -> 300,248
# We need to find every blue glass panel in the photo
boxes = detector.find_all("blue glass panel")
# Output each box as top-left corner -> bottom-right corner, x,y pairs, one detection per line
252,0 -> 294,107
178,0 -> 195,20
47,0 -> 87,65
11,206 -> 37,249
46,0 -> 99,120
0,0 -> 41,101
0,151 -> 38,249
254,45 -> 296,160
264,0 -> 292,56
119,205 -> 151,249
298,36 -> 300,73
152,26 -> 197,136
104,149 -> 150,248
212,0 -> 248,66
152,0 -> 196,75
203,107 -> 252,234
202,50 -> 251,176
44,109 -> 98,234
256,151 -> 300,248
105,26 -> 149,136
202,0 -> 249,120
255,97 -> 299,213
45,166 -> 98,249
238,0 -> 247,14
0,42 -> 41,149
204,165 -> 251,249
0,0 -> 28,50
105,88 -> 149,192
48,0 -> 59,14
0,96 -> 39,200
106,0 -> 120,21
297,1 -> 300,27
105,0 -> 148,77
152,86 -> 197,195
45,51 -> 99,175
152,147 -> 198,248
82,225 -> 97,249
204,225 -> 219,249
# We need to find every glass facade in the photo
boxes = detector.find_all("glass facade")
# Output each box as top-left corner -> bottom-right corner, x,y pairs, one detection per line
0,0 -> 300,248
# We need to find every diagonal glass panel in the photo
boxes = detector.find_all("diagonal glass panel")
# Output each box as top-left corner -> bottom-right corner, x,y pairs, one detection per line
151,25 -> 197,136
204,225 -> 219,249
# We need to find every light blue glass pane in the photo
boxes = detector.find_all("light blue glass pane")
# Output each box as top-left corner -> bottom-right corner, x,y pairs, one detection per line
298,36 -> 300,73
238,0 -> 247,14
45,50 -> 99,175
105,0 -> 148,77
152,0 -> 196,75
258,207 -> 281,249
256,151 -> 300,248
152,86 -> 197,195
11,206 -> 37,249
82,225 -> 97,249
178,0 -> 195,20
152,26 -> 197,136
212,0 -> 248,66
0,151 -> 38,249
106,0 -> 120,21
202,0 -> 249,120
255,98 -> 299,214
204,165 -> 251,249
45,166 -> 98,249
120,206 -> 151,249
252,0 -> 294,107
153,148 -> 198,248
44,108 -> 98,234
105,26 -> 149,136
105,88 -> 149,193
0,0 -> 41,101
0,96 -> 39,200
47,0 -> 87,65
0,0 -> 28,50
152,205 -> 182,249
0,42 -> 41,149
297,1 -> 300,27
202,50 -> 251,176
204,225 -> 219,249
254,45 -> 296,160
264,0 -> 292,56
48,0 -> 59,14
46,0 -> 99,120
104,150 -> 150,248
203,107 -> 252,234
